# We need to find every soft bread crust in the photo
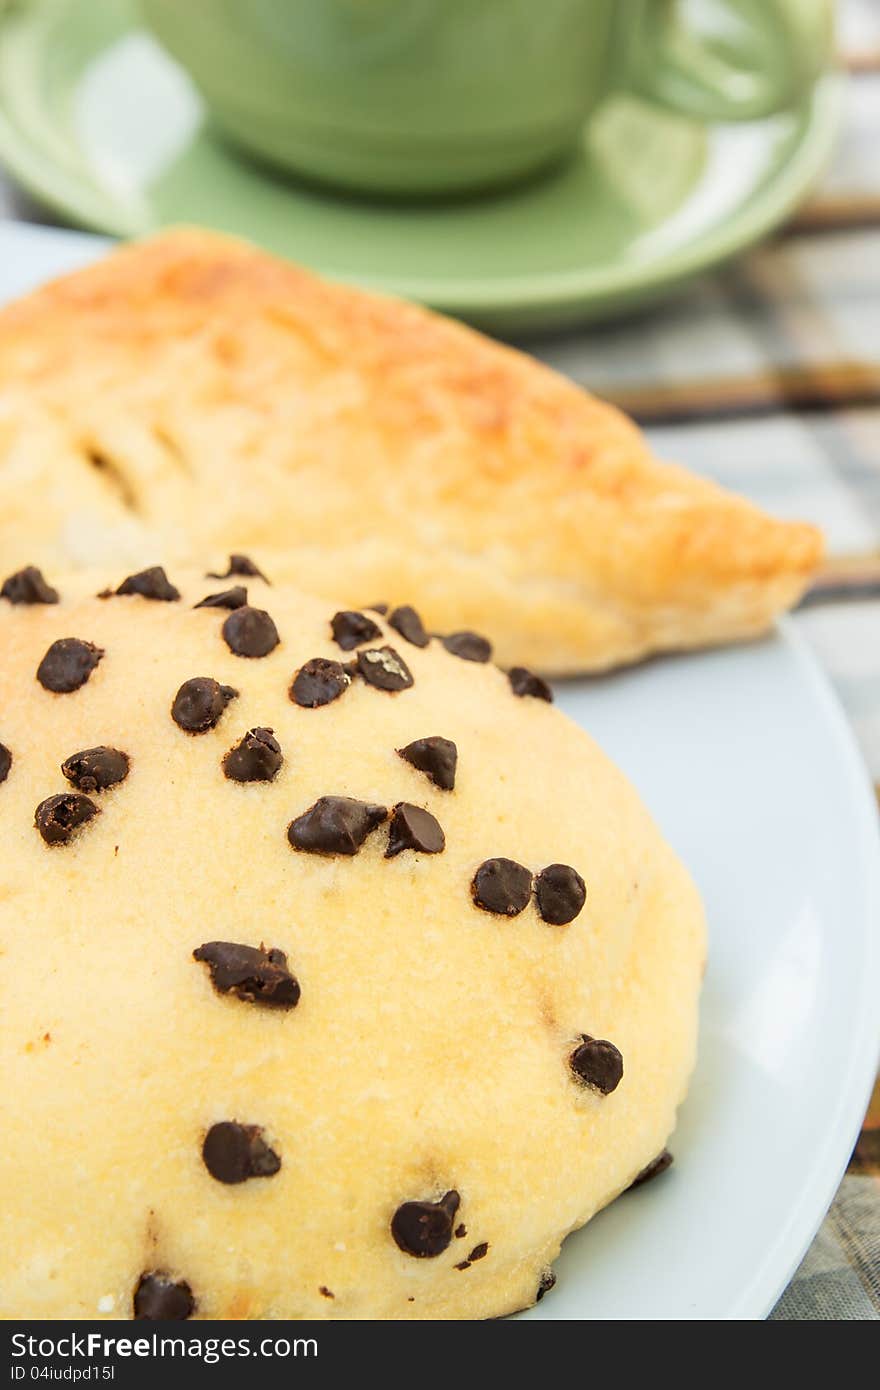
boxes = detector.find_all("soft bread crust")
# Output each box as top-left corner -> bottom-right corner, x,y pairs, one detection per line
0,229 -> 821,673
0,570 -> 704,1320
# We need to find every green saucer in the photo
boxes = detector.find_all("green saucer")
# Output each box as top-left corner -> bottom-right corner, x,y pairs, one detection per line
0,0 -> 842,334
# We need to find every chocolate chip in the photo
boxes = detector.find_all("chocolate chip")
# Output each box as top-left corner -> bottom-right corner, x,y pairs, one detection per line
535,863 -> 586,925
508,666 -> 553,702
194,586 -> 248,611
356,645 -> 413,692
391,1190 -> 460,1258
61,746 -> 130,794
289,658 -> 351,708
442,631 -> 492,663
37,638 -> 103,694
194,941 -> 300,1009
366,602 -> 388,615
0,744 -> 10,785
454,1224 -> 467,1239
133,1272 -> 195,1321
536,1269 -> 556,1302
115,566 -> 180,601
570,1035 -> 624,1095
454,1244 -> 488,1271
319,1287 -> 335,1299
330,610 -> 382,651
202,1122 -> 281,1184
171,677 -> 237,733
386,802 -> 445,857
388,605 -> 429,648
208,554 -> 270,584
397,736 -> 457,791
222,728 -> 283,783
35,792 -> 99,846
1,566 -> 59,605
222,606 -> 280,658
471,858 -> 532,916
628,1150 -> 673,1190
288,796 -> 387,856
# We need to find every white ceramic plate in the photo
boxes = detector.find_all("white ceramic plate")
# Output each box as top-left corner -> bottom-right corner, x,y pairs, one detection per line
543,629 -> 880,1319
2,224 -> 879,1321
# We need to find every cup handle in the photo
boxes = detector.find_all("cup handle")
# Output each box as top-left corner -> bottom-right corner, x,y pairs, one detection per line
624,0 -> 834,122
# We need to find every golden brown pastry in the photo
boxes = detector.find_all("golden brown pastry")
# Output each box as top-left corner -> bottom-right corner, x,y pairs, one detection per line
0,229 -> 821,674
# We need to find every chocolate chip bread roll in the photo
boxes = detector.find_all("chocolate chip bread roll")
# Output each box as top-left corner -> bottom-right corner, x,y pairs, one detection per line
0,564 -> 705,1320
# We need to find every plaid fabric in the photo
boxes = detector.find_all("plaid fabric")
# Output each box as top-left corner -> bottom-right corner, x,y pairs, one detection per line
0,0 -> 876,1323
533,0 -> 880,1322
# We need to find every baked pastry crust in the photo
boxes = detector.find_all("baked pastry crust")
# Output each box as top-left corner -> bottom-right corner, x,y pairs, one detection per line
0,229 -> 821,674
0,568 -> 704,1319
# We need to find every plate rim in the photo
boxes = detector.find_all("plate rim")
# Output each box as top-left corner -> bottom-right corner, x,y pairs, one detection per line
0,0 -> 844,330
722,618 -> 880,1320
539,617 -> 880,1321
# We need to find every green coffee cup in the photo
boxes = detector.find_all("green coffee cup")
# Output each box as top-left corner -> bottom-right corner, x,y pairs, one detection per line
141,0 -> 833,197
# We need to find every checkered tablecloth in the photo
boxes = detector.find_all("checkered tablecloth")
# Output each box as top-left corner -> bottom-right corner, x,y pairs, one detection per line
0,0 -> 877,1324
